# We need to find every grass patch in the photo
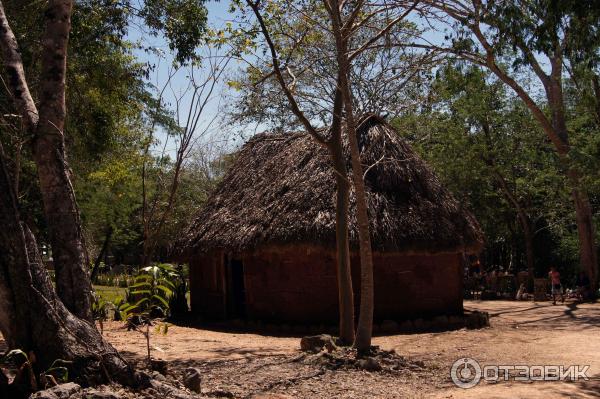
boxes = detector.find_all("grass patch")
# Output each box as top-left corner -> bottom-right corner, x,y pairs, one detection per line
93,285 -> 126,303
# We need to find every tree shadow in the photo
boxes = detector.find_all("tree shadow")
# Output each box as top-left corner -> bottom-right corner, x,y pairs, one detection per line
545,374 -> 600,398
466,300 -> 600,331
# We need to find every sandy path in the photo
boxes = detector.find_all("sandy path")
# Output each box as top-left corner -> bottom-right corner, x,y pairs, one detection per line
94,300 -> 600,398
2,300 -> 599,397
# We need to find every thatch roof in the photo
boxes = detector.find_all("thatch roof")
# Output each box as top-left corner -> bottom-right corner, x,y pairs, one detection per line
179,115 -> 483,256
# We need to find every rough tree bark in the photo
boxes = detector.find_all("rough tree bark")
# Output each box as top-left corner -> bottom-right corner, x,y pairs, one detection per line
0,145 -> 135,386
0,0 -> 93,321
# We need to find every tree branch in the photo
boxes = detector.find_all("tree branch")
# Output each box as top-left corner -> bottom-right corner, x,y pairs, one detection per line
0,1 -> 38,130
247,0 -> 328,146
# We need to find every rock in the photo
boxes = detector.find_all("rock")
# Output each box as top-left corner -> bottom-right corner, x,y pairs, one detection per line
280,324 -> 292,334
398,320 -> 414,332
84,389 -> 120,399
31,382 -> 81,399
183,367 -> 202,393
300,334 -> 337,353
465,311 -> 490,329
135,371 -> 152,388
291,325 -> 306,335
357,357 -> 382,372
448,315 -> 464,328
151,379 -> 196,399
150,359 -> 168,375
413,318 -> 425,331
381,320 -> 399,333
431,315 -> 449,330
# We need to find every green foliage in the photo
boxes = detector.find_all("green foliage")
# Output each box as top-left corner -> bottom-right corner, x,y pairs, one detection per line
393,63 -> 587,276
121,263 -> 179,318
141,0 -> 209,64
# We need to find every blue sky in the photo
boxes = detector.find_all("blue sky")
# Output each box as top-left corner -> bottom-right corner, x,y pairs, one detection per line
127,1 -> 245,159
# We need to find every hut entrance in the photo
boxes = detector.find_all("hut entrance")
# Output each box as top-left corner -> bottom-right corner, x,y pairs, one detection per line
227,257 -> 246,318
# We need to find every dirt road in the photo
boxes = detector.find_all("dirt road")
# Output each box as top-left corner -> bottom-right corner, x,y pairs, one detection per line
96,300 -> 599,398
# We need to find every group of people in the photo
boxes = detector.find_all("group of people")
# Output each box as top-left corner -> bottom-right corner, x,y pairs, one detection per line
467,256 -> 593,304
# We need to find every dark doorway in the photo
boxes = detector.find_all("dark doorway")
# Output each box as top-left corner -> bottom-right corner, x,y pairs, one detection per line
229,258 -> 246,318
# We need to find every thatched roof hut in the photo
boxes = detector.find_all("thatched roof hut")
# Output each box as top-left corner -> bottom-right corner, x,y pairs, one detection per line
180,115 -> 482,256
179,115 -> 483,323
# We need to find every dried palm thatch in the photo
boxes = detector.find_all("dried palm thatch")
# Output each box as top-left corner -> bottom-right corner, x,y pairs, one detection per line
178,115 -> 483,256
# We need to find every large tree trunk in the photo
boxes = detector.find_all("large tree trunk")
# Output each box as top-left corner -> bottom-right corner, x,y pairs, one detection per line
571,182 -> 598,294
33,0 -> 93,321
0,0 -> 93,321
0,148 -> 135,386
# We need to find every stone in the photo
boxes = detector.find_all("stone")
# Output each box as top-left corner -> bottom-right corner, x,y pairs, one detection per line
413,318 -> 425,331
300,334 -> 337,353
357,357 -> 382,372
398,320 -> 414,332
84,389 -> 120,399
280,324 -> 292,334
31,382 -> 81,399
150,359 -> 168,375
448,315 -> 464,327
183,367 -> 202,393
381,320 -> 399,333
465,311 -> 490,329
431,315 -> 449,330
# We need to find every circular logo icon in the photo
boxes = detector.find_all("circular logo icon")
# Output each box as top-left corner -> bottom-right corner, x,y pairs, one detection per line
451,357 -> 482,388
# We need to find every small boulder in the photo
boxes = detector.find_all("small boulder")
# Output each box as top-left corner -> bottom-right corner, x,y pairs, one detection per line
357,357 -> 382,372
30,382 -> 81,399
150,359 -> 168,375
398,320 -> 414,332
381,320 -> 399,333
413,318 -> 425,331
300,334 -> 337,353
183,367 -> 202,393
85,389 -> 121,399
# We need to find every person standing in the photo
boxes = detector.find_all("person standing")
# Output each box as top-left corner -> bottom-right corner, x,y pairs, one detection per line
548,266 -> 564,305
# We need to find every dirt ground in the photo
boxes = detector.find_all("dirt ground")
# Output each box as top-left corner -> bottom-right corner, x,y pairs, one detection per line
90,299 -> 599,398
2,300 -> 598,398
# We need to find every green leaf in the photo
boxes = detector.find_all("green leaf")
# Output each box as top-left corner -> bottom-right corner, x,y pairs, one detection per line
152,294 -> 169,308
128,282 -> 152,289
130,290 -> 152,295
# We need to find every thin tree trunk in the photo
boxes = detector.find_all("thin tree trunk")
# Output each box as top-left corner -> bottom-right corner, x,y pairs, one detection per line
332,26 -> 375,352
521,215 -> 535,290
247,0 -> 358,343
344,108 -> 375,353
90,226 -> 113,283
0,148 -> 135,386
490,169 -> 535,290
329,137 -> 355,345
